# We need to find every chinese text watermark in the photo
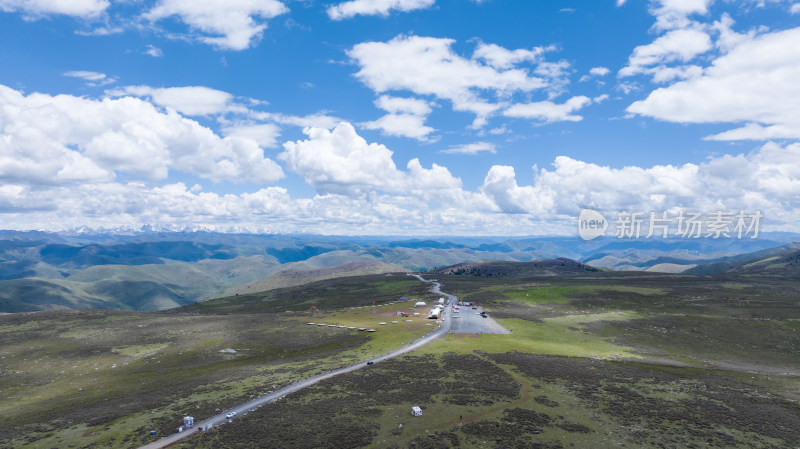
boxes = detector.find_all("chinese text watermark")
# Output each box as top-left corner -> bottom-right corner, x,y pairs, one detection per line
578,209 -> 762,241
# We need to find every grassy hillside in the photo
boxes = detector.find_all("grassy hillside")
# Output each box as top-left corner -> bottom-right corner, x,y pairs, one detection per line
226,261 -> 407,295
686,247 -> 800,275
0,275 -> 441,449
0,279 -> 109,312
643,262 -> 697,273
0,277 -> 196,312
183,267 -> 800,449
0,310 -> 370,448
0,256 -> 283,312
68,256 -> 281,300
38,241 -> 241,268
183,273 -> 433,315
2,233 -> 799,313
430,258 -> 605,277
3,266 -> 800,448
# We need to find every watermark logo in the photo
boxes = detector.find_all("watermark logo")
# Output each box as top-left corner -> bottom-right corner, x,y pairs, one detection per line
578,209 -> 608,241
577,209 -> 762,241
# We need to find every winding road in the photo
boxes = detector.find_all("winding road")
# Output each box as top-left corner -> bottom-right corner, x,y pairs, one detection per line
139,274 -> 456,449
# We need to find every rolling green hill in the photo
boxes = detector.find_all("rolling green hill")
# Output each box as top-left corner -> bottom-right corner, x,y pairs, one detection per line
0,256 -> 282,312
0,277 -> 195,312
1,232 -> 798,313
182,273 -> 433,315
685,245 -> 800,275
430,258 -> 605,277
0,278 -> 106,312
225,261 -> 407,295
5,254 -> 799,448
38,241 -> 240,268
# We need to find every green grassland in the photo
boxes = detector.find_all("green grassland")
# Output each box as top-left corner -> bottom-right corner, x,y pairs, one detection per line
0,255 -> 282,313
184,351 -> 798,449
0,310 -> 360,448
0,275 -> 438,449
3,264 -> 800,448
418,312 -> 642,359
180,267 -> 800,449
225,261 -> 406,296
182,274 -> 434,314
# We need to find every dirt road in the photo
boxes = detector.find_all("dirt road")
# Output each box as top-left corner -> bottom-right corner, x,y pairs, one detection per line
139,275 -> 454,449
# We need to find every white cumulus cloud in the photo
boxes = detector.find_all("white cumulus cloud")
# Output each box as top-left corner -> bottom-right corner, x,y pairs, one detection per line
63,70 -> 117,86
348,35 -> 550,128
472,42 -> 550,70
145,45 -> 164,58
619,28 -> 712,81
374,95 -> 432,116
2,132 -> 799,233
652,0 -> 713,31
628,26 -> 800,140
361,114 -> 436,141
361,95 -> 436,141
658,0 -> 711,15
479,141 -> 800,221
251,111 -> 343,129
504,96 -> 593,123
222,123 -> 281,148
144,0 -> 289,50
481,165 -> 546,214
278,122 -> 496,211
327,0 -> 435,20
0,0 -> 108,17
441,142 -> 496,155
280,122 -> 406,196
109,85 -> 247,116
0,84 -> 284,185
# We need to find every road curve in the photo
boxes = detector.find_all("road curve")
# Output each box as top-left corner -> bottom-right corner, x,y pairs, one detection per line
139,274 -> 456,449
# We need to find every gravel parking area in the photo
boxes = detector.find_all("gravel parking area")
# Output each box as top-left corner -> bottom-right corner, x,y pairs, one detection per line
449,305 -> 510,334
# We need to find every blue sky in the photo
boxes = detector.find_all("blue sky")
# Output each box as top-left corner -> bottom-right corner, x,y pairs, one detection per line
0,0 -> 799,235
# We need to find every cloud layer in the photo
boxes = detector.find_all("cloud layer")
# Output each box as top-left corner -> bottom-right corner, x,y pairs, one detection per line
0,0 -> 108,17
328,0 -> 435,20
348,35 -> 563,128
2,0 -> 800,235
628,26 -> 800,140
2,97 -> 798,233
144,0 -> 289,50
0,85 -> 283,185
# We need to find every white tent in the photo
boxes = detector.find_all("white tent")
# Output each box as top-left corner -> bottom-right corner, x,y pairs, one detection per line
414,301 -> 426,307
411,406 -> 422,416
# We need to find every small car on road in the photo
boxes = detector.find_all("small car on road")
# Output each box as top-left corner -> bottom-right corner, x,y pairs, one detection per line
226,412 -> 236,419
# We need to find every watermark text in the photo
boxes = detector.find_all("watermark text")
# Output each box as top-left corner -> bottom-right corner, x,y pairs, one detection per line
577,209 -> 762,241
